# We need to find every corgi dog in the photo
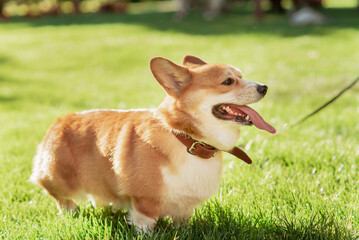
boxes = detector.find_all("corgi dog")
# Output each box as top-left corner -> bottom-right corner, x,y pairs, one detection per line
30,55 -> 275,231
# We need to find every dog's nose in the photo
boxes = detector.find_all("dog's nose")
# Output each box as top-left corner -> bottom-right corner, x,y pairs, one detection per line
257,84 -> 268,96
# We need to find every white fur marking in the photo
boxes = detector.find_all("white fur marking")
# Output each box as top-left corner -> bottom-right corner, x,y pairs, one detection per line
128,209 -> 156,233
160,152 -> 222,217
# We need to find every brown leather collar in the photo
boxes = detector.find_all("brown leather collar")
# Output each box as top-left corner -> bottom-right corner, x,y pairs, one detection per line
173,132 -> 252,164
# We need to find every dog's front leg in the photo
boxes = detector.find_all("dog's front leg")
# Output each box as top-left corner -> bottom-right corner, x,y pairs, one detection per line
128,197 -> 160,233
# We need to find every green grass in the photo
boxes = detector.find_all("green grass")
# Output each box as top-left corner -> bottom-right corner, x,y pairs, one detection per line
1,1 -> 359,239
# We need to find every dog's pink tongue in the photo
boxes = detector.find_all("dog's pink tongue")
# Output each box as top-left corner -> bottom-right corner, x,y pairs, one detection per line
238,105 -> 276,134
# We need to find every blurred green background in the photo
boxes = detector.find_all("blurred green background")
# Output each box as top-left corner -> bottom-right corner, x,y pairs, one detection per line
0,0 -> 358,239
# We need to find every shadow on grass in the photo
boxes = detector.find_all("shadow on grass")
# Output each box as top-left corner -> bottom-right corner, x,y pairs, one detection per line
0,56 -> 9,64
72,201 -> 356,240
0,96 -> 18,102
2,7 -> 359,37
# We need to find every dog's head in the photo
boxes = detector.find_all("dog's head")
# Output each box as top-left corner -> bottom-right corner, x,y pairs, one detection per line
151,55 -> 275,149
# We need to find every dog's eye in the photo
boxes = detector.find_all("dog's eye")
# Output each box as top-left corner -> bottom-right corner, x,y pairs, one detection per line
221,78 -> 235,86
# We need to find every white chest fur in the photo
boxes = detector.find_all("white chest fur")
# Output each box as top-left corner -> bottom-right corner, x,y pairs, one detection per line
160,153 -> 222,218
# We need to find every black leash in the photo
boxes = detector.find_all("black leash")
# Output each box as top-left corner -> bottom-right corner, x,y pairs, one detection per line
239,76 -> 358,151
290,76 -> 359,127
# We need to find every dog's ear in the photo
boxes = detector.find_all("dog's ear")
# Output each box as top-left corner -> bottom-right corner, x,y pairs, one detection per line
150,57 -> 191,97
183,55 -> 207,68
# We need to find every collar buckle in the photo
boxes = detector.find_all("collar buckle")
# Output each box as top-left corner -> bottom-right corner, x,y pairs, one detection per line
187,141 -> 218,157
187,141 -> 206,155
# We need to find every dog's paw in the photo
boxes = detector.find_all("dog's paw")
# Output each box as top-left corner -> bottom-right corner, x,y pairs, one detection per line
127,209 -> 157,234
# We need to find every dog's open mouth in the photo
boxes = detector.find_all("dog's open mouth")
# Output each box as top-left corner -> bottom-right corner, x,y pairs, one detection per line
212,104 -> 276,134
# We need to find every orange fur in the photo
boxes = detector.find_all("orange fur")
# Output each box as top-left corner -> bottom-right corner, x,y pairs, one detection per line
30,55 -> 270,230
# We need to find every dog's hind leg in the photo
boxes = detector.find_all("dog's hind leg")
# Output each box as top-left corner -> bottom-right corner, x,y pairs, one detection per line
39,178 -> 78,213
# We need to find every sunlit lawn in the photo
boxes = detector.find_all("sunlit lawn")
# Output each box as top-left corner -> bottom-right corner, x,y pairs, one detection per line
0,0 -> 358,239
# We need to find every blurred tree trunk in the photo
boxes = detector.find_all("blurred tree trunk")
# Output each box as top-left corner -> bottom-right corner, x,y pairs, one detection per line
254,0 -> 285,19
73,0 -> 81,13
270,0 -> 285,13
254,0 -> 264,19
0,1 -> 6,19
